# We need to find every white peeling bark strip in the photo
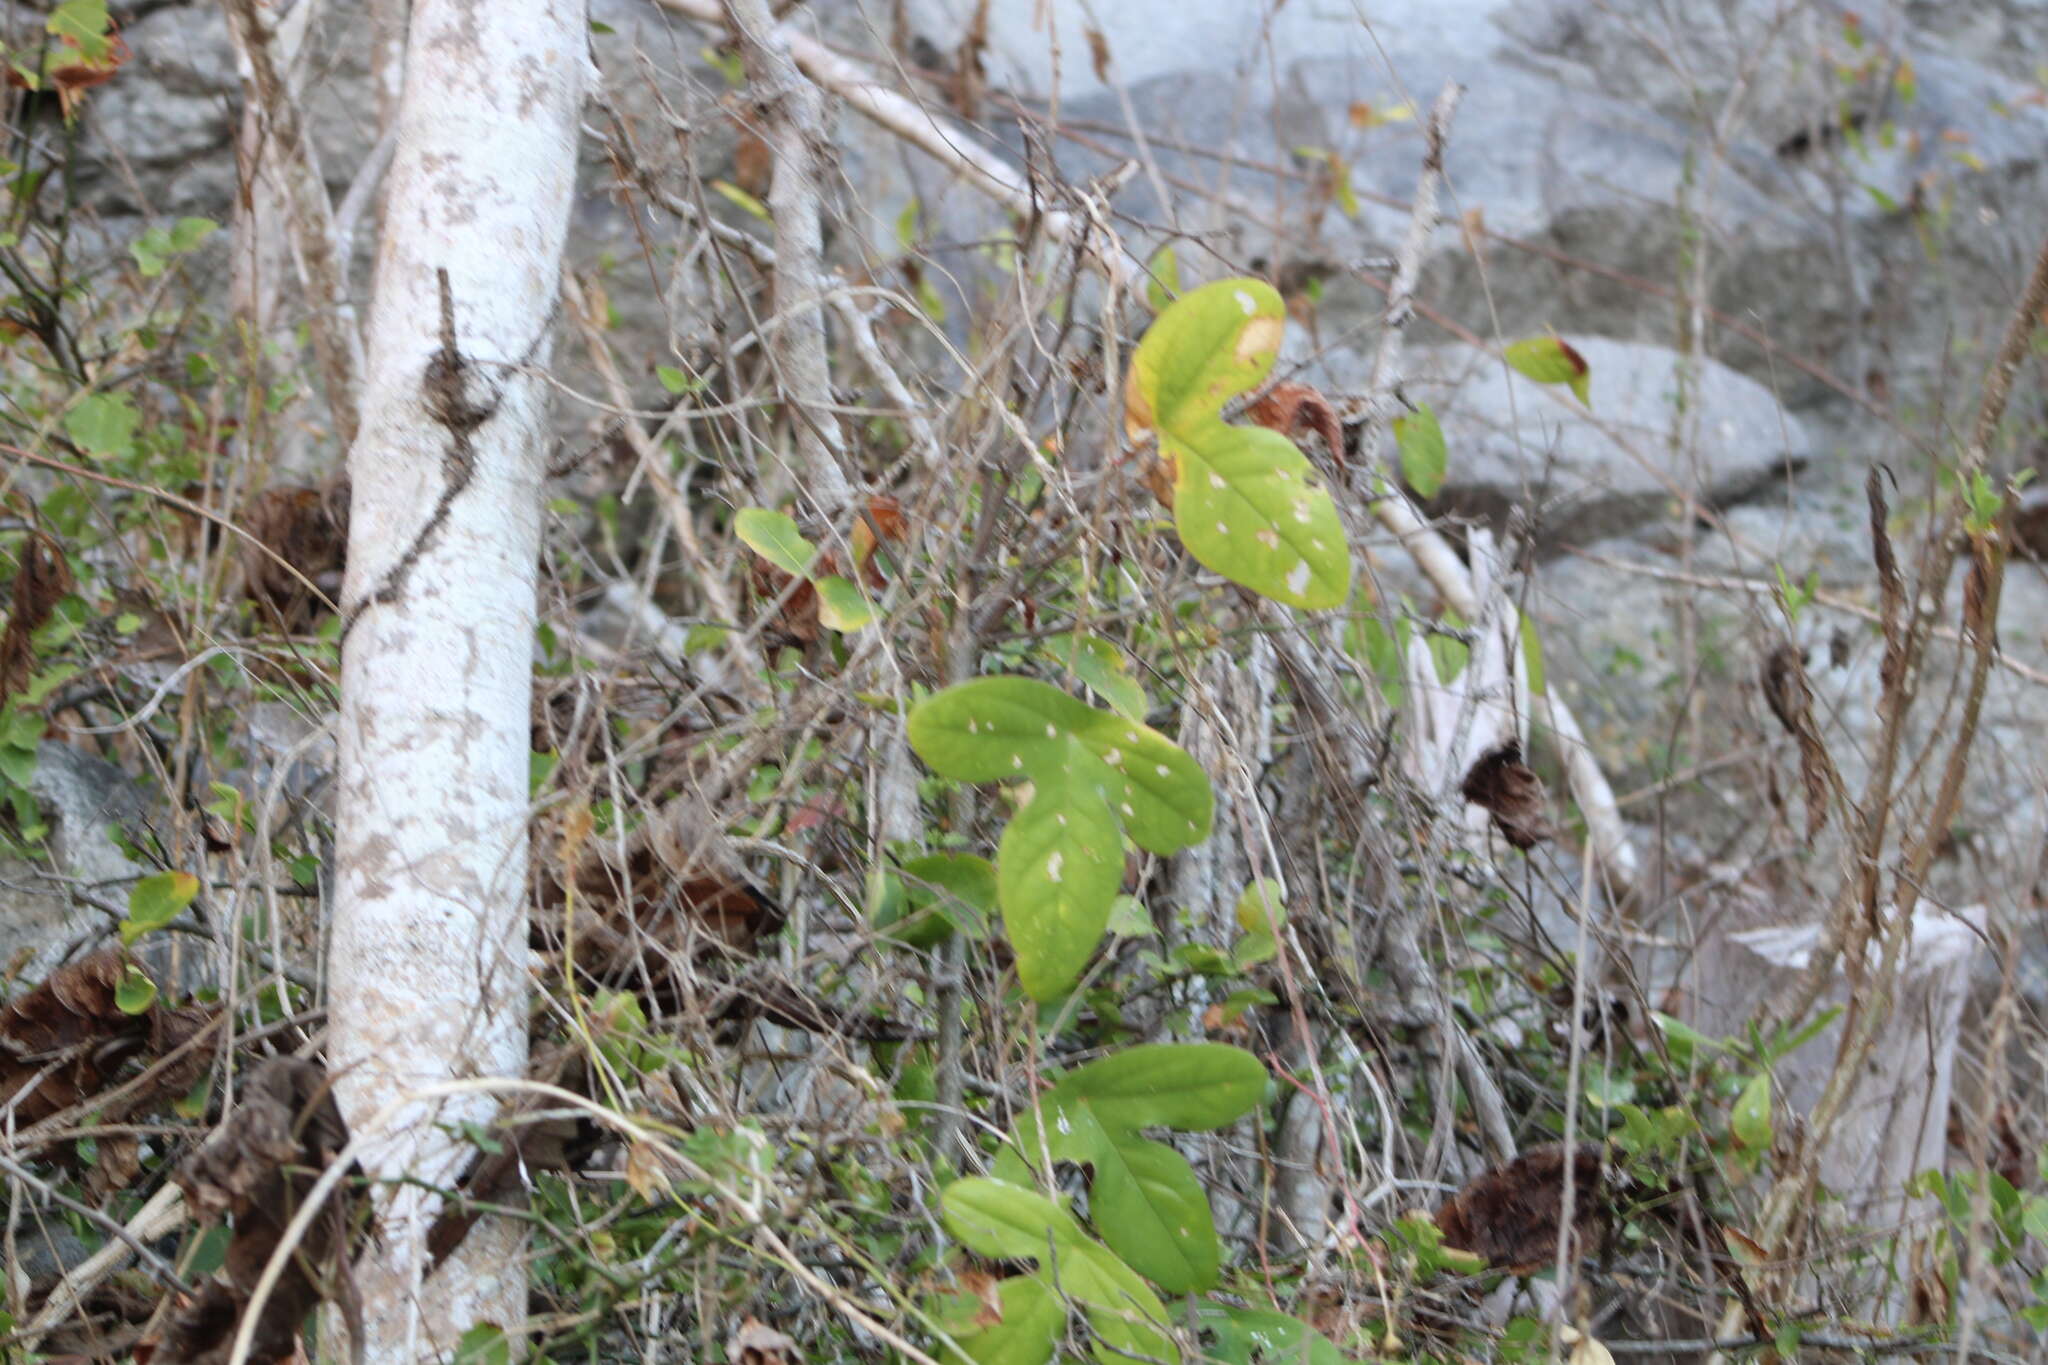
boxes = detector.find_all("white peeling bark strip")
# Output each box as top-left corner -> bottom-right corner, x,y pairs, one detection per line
329,0 -> 587,1355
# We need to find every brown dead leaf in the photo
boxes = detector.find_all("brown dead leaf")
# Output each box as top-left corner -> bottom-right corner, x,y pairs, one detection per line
241,482 -> 347,633
1245,381 -> 1346,471
0,948 -> 214,1127
0,527 -> 73,706
1434,1142 -> 1614,1272
731,1317 -> 802,1365
161,1058 -> 359,1365
1759,640 -> 1830,840
1459,741 -> 1552,850
733,129 -> 774,201
1084,28 -> 1111,84
624,1141 -> 671,1202
1963,538 -> 1999,646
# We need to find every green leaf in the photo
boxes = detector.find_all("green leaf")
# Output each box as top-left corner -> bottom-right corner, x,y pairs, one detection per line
998,765 -> 1124,998
942,1179 -> 1088,1261
1105,894 -> 1153,938
908,677 -> 1213,998
938,1185 -> 1176,1365
1144,243 -> 1182,313
64,393 -> 139,459
1503,335 -> 1592,406
46,0 -> 111,61
1086,1135 -> 1221,1290
1006,1046 -> 1265,1292
452,1323 -> 511,1365
656,364 -> 702,395
883,852 -> 995,946
1042,635 -> 1148,721
1232,877 -> 1287,935
169,216 -> 216,252
733,508 -> 817,578
1126,278 -> 1283,436
1394,404 -> 1447,497
938,1272 -> 1062,1365
1195,1302 -> 1348,1365
120,870 -> 198,945
1043,1043 -> 1267,1132
1125,278 -> 1351,609
1168,422 -> 1350,609
114,963 -> 156,1016
813,575 -> 874,632
1732,1071 -> 1773,1149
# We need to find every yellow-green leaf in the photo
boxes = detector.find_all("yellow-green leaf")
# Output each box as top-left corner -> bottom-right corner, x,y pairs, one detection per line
1126,279 -> 1351,608
1394,404 -> 1447,497
813,575 -> 874,632
120,870 -> 198,945
1503,335 -> 1592,407
733,508 -> 817,578
114,962 -> 156,1015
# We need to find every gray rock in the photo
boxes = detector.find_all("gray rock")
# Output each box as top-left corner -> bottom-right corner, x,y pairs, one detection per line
0,743 -> 150,978
1388,337 -> 1810,546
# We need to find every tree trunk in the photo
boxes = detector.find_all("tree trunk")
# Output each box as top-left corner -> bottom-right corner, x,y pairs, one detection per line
328,0 -> 586,1354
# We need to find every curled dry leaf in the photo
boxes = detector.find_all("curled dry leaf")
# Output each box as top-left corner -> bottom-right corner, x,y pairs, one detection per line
241,482 -> 348,633
1244,380 -> 1346,472
1434,1141 -> 1614,1272
0,947 -> 215,1127
1759,640 -> 1830,840
1962,537 -> 2000,646
746,495 -> 908,643
732,1317 -> 802,1365
0,526 -> 73,705
1459,741 -> 1552,850
159,1058 -> 359,1365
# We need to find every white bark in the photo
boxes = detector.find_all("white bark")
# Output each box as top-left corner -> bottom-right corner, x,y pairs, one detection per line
328,0 -> 587,1355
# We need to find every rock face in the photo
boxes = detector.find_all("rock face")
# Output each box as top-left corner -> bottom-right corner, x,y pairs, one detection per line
1394,337 -> 1809,547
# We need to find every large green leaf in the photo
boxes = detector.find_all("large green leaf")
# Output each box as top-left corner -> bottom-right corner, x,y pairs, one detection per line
1125,278 -> 1285,436
1194,1302 -> 1348,1365
942,1179 -> 1087,1260
937,1180 -> 1179,1365
1005,1045 -> 1266,1293
938,1273 -> 1061,1365
1044,1043 -> 1268,1132
998,766 -> 1124,998
1087,1134 -> 1220,1291
908,677 -> 1212,998
1124,279 -> 1351,609
1169,420 -> 1350,609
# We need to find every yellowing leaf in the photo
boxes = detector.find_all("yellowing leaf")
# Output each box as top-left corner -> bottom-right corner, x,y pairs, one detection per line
1503,335 -> 1592,407
733,507 -> 817,578
120,870 -> 198,945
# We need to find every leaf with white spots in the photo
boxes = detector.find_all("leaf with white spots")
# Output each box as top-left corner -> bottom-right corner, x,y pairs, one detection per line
907,677 -> 1213,999
1124,279 -> 1351,609
1169,422 -> 1349,609
999,765 -> 1124,998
